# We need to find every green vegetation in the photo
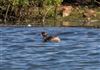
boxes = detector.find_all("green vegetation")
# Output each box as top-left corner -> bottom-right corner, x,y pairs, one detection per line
0,0 -> 63,23
0,0 -> 100,27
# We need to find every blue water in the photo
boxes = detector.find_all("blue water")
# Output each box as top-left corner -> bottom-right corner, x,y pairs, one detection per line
0,27 -> 100,70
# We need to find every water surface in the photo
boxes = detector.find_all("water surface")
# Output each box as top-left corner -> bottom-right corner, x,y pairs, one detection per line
0,27 -> 100,70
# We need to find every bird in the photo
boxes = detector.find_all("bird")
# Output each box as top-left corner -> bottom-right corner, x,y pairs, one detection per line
41,32 -> 61,42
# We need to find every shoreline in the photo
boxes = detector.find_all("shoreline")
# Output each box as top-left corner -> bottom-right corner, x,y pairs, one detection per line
0,24 -> 100,28
0,19 -> 100,28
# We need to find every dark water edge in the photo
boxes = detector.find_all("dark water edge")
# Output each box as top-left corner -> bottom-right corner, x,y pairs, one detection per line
0,24 -> 100,29
0,19 -> 100,28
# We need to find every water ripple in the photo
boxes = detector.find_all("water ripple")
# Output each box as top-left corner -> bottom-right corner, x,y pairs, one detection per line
0,27 -> 100,70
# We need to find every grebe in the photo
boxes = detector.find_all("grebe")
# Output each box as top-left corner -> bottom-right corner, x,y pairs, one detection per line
41,32 -> 61,42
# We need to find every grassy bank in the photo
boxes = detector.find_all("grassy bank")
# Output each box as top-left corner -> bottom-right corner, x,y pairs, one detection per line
0,3 -> 100,27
